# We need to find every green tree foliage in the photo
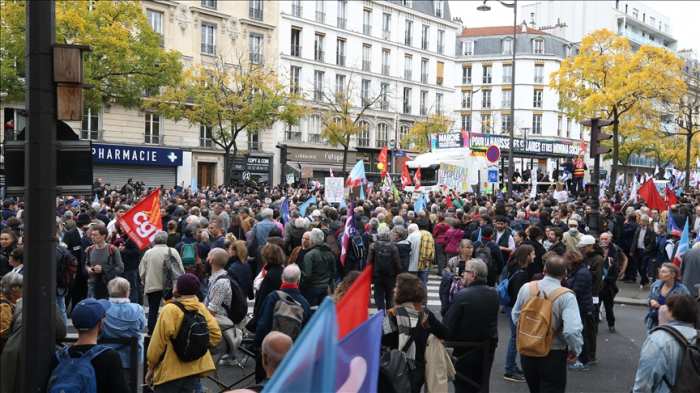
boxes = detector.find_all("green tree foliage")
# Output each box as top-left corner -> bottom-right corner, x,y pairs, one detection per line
402,111 -> 453,153
0,0 -> 182,110
143,52 -> 308,184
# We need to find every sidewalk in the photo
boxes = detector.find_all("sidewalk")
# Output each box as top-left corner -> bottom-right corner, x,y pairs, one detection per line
614,279 -> 650,306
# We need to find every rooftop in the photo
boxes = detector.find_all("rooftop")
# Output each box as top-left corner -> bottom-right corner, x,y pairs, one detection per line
459,26 -> 550,37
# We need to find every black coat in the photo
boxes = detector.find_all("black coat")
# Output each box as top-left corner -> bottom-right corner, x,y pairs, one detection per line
444,281 -> 500,350
631,225 -> 657,258
567,264 -> 593,314
549,241 -> 567,256
521,240 -> 547,279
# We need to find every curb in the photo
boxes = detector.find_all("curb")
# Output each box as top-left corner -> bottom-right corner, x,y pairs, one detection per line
613,297 -> 647,306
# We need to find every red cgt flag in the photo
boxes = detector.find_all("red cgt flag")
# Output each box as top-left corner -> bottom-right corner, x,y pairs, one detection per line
665,186 -> 679,207
378,146 -> 389,178
637,179 -> 667,213
413,167 -> 422,190
400,161 -> 411,189
117,187 -> 163,250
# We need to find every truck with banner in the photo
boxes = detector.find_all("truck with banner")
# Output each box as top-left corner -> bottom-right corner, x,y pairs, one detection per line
404,148 -> 487,194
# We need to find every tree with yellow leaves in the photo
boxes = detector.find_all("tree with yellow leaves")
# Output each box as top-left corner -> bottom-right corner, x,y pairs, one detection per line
0,0 -> 182,110
143,52 -> 308,184
402,111 -> 454,153
550,29 -> 686,191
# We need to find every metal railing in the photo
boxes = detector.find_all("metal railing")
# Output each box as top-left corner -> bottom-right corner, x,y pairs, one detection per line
421,40 -> 429,50
503,76 -> 512,83
336,54 -> 346,66
381,65 -> 390,75
382,29 -> 390,40
144,134 -> 160,145
462,77 -> 471,84
285,131 -> 302,142
363,24 -> 372,36
443,340 -> 491,393
502,100 -> 510,108
201,43 -> 216,56
403,104 -> 411,114
362,60 -> 371,71
421,73 -> 428,83
462,100 -> 471,109
249,53 -> 262,64
405,37 -> 412,46
420,107 -> 427,116
438,45 -> 444,54
482,100 -> 491,108
200,138 -> 213,148
292,4 -> 302,17
313,90 -> 323,101
380,100 -> 389,111
81,129 -> 101,141
248,141 -> 261,151
316,11 -> 325,24
337,17 -> 346,29
249,7 -> 262,20
290,44 -> 301,57
534,75 -> 543,83
201,0 -> 217,9
533,100 -> 542,108
404,70 -> 412,80
315,50 -> 325,62
436,77 -> 443,86
482,76 -> 492,83
308,133 -> 324,144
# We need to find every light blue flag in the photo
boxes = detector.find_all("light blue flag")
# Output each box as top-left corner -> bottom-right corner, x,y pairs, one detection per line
299,196 -> 317,217
192,174 -> 198,193
336,310 -> 384,393
477,227 -> 482,243
262,297 -> 338,393
340,197 -> 347,208
414,193 -> 424,213
281,197 -> 290,227
360,183 -> 365,200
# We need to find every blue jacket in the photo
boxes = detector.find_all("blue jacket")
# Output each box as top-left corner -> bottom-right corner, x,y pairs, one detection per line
633,322 -> 698,393
226,258 -> 253,299
253,219 -> 278,248
253,287 -> 311,348
644,280 -> 690,330
567,264 -> 593,314
175,237 -> 210,261
101,301 -> 146,367
620,221 -> 639,254
656,234 -> 669,264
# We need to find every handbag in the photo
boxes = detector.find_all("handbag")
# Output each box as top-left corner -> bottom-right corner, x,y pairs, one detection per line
378,308 -> 425,393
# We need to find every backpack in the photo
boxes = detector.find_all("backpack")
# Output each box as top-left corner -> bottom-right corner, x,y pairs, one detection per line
474,241 -> 494,269
601,217 -> 616,238
47,345 -> 111,393
171,301 -> 210,362
56,245 -> 79,289
378,308 -> 424,393
271,291 -> 304,340
516,281 -> 573,357
86,244 -> 115,268
373,241 -> 396,277
498,269 -> 525,306
214,274 -> 248,324
325,231 -> 341,261
350,235 -> 366,262
179,243 -> 202,276
163,249 -> 183,301
653,325 -> 700,393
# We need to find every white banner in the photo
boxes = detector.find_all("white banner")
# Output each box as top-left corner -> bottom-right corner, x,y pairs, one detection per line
325,177 -> 344,203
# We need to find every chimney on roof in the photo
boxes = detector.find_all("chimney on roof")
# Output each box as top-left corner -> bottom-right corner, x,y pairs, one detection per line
453,16 -> 464,29
530,13 -> 536,28
521,21 -> 528,34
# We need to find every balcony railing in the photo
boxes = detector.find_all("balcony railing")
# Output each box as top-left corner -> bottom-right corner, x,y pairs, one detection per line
81,129 -> 101,141
482,100 -> 491,109
618,29 -> 670,50
483,76 -> 492,83
462,77 -> 472,84
380,101 -> 389,111
376,140 -> 388,148
435,9 -> 442,17
308,134 -> 325,145
336,54 -> 345,66
363,24 -> 372,36
316,11 -> 325,24
629,156 -> 657,167
362,60 -> 371,71
503,76 -> 512,83
200,138 -> 213,148
462,101 -> 471,109
291,44 -> 301,57
421,40 -> 429,50
404,70 -> 412,80
249,7 -> 262,20
285,131 -> 302,142
249,53 -> 262,64
292,5 -> 302,17
420,107 -> 427,116
201,0 -> 216,9
201,43 -> 216,56
436,77 -> 443,86
534,75 -> 543,83
382,29 -> 390,40
337,17 -> 346,29
145,134 -> 160,145
502,100 -> 511,108
315,50 -> 325,62
248,141 -> 262,151
421,73 -> 428,83
403,104 -> 411,114
361,97 -> 371,107
405,37 -> 412,46
313,90 -> 323,101
438,45 -> 444,54
381,65 -> 390,75
533,100 -> 542,108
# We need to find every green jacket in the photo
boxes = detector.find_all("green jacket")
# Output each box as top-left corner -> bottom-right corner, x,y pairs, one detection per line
302,243 -> 336,290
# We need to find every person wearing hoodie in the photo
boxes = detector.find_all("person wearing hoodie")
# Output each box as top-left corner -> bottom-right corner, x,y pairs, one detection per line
301,228 -> 336,306
577,235 -> 605,367
562,219 -> 584,255
564,250 -> 594,371
102,277 -> 147,383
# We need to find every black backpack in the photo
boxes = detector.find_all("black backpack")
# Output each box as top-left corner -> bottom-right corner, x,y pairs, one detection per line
378,308 -> 424,393
652,325 -> 700,393
350,235 -> 366,262
474,241 -> 494,269
171,302 -> 210,362
373,241 -> 395,276
56,245 -> 79,289
214,274 -> 248,324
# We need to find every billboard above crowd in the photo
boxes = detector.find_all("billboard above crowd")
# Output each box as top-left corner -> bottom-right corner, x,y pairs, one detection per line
429,132 -> 581,157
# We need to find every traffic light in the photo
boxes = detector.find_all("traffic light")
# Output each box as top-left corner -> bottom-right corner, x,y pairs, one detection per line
581,118 -> 613,159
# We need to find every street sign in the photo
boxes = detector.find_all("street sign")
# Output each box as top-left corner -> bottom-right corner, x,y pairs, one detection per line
242,171 -> 251,181
486,145 -> 501,163
393,151 -> 406,157
389,139 -> 396,150
487,169 -> 499,183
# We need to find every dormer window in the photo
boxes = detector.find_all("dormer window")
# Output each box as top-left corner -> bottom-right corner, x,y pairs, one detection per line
502,38 -> 513,55
463,41 -> 474,56
533,38 -> 544,54
566,44 -> 572,58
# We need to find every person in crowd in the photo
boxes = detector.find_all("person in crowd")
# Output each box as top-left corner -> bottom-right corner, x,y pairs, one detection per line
47,298 -> 127,393
471,226 -> 505,287
227,214 -> 247,241
392,226 -> 412,274
284,218 -> 306,257
599,231 -> 625,333
174,224 -> 211,262
382,273 -> 450,393
288,231 -> 312,269
633,293 -> 699,392
101,277 -> 146,383
432,214 -> 450,276
512,255 -> 583,392
86,225 -> 124,300
501,244 -> 533,382
251,208 -> 278,249
225,235 -> 253,299
208,220 -> 226,250
621,212 -> 641,282
248,332 -> 294,392
494,215 -> 516,264
443,219 -> 463,265
301,228 -> 335,307
205,248 -> 235,318
576,234 -> 604,366
140,231 -> 184,335
7,248 -> 22,275
365,226 -> 402,311
248,243 -> 286,333
629,215 -> 657,290
0,272 -> 23,351
645,263 -> 691,331
333,270 -> 361,303
547,227 -> 566,256
444,259 -> 500,392
564,250 -> 594,371
61,213 -> 92,313
213,203 -> 230,233
253,264 -> 311,383
166,220 -> 181,248
116,223 -> 143,304
680,242 -> 700,291
521,226 -> 547,280
562,219 -> 584,255
439,239 -> 473,317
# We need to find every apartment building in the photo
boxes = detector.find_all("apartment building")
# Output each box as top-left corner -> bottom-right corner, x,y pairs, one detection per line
455,23 -> 581,176
275,0 -> 459,184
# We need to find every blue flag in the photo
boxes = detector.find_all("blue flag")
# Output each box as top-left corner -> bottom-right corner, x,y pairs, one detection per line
414,193 -> 425,213
340,197 -> 347,208
336,310 -> 384,393
281,197 -> 290,227
477,227 -> 482,243
360,183 -> 365,201
262,297 -> 338,393
299,196 -> 317,217
668,214 -> 680,233
191,174 -> 198,193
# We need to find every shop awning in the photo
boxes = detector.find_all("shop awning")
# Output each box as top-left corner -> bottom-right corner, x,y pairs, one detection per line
286,163 -> 349,172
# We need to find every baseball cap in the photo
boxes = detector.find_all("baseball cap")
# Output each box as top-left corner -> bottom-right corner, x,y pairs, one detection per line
317,216 -> 330,226
251,202 -> 261,208
72,298 -> 111,331
671,230 -> 681,237
576,235 -> 596,248
568,219 -> 579,227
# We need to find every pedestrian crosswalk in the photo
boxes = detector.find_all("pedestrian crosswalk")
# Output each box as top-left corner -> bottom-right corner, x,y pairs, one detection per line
65,275 -> 444,337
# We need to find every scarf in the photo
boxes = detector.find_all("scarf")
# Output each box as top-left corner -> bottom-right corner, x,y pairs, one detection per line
109,297 -> 131,304
280,282 -> 298,291
383,302 -> 422,369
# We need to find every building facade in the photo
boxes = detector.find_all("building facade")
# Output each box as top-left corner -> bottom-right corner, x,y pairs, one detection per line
274,0 -> 459,185
454,24 -> 582,178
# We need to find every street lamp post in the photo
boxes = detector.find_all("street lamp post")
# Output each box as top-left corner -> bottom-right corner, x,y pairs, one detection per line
478,0 -> 517,198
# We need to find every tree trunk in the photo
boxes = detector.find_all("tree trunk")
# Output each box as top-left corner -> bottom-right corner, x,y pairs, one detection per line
229,140 -> 238,187
223,145 -> 233,188
608,110 -> 620,198
342,142 -> 349,183
685,132 -> 692,191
